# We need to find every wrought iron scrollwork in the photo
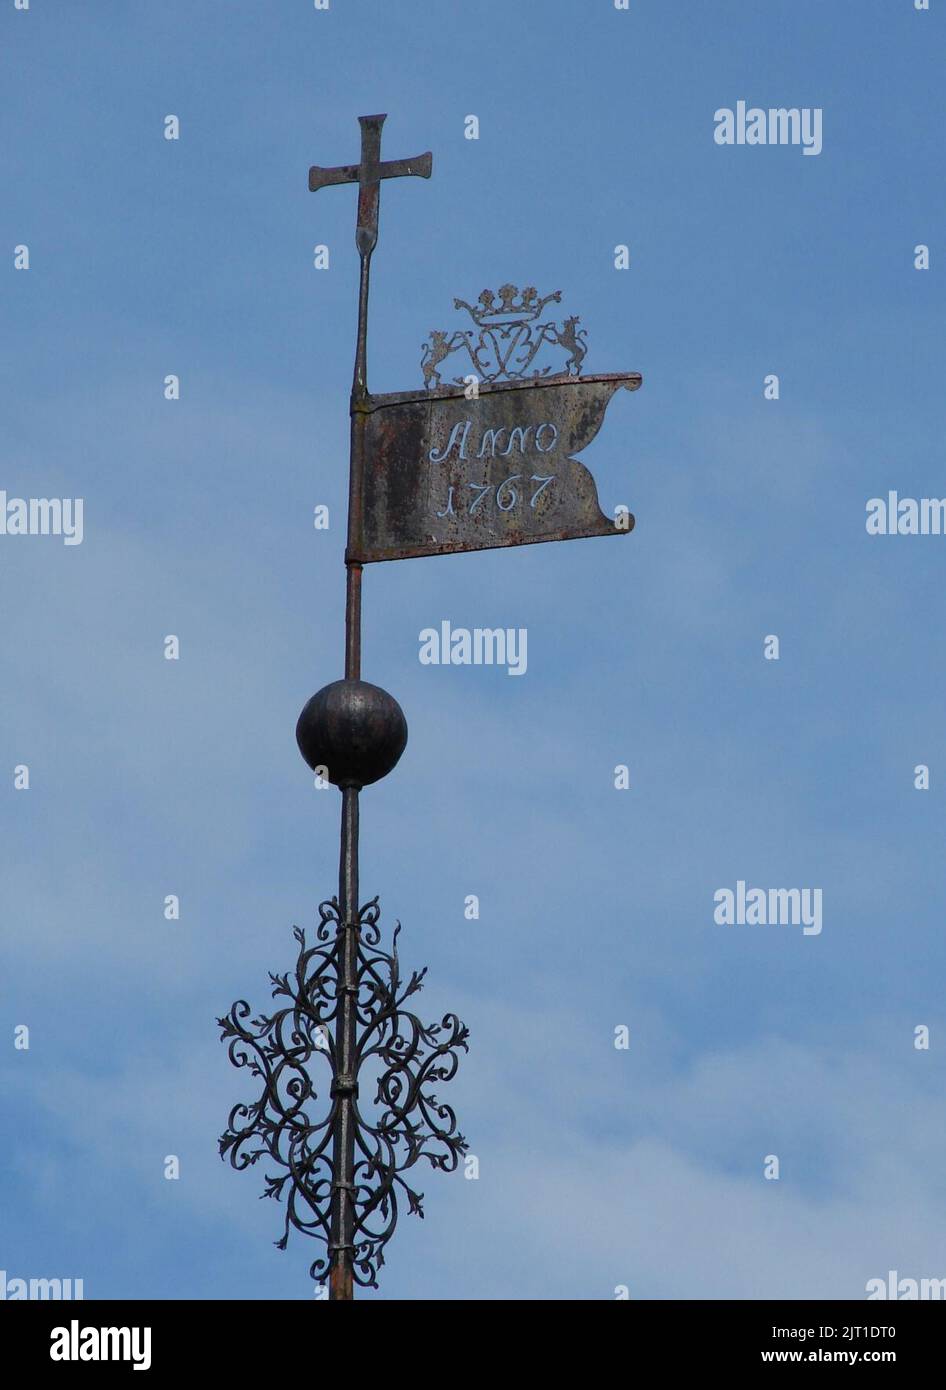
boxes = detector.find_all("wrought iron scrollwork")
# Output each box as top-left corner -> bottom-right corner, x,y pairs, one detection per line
218,896 -> 469,1289
421,283 -> 588,388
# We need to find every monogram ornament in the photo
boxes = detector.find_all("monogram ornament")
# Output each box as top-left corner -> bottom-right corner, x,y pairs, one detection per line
421,285 -> 588,387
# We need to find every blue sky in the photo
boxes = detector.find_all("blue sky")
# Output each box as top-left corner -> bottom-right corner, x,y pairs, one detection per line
2,0 -> 945,1300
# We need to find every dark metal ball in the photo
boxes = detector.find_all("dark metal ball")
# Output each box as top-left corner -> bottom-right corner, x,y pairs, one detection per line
295,679 -> 408,788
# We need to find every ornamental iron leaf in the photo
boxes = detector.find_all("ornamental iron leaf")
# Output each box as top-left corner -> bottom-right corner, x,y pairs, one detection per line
217,896 -> 469,1289
421,285 -> 588,387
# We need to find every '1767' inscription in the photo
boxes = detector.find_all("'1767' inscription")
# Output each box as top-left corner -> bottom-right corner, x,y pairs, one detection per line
352,372 -> 641,563
429,415 -> 559,522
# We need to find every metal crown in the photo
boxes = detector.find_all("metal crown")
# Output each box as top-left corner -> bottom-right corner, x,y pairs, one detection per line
453,284 -> 562,324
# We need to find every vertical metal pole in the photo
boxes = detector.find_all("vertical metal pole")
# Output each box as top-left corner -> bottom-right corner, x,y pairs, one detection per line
329,188 -> 374,1298
329,566 -> 362,1301
329,781 -> 359,1301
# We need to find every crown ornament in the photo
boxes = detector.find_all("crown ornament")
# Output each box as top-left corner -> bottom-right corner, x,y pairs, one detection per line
453,284 -> 562,325
421,285 -> 588,388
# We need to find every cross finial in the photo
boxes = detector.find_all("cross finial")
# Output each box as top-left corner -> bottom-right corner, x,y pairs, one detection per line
308,114 -> 432,398
308,113 -> 432,257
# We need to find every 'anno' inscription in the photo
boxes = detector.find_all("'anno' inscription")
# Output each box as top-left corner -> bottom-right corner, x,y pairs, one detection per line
428,419 -> 559,464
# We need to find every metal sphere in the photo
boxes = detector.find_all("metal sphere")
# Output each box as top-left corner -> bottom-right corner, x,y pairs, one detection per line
295,679 -> 408,788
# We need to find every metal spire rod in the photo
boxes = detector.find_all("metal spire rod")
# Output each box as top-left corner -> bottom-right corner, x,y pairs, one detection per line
318,112 -> 431,1301
218,114 -> 467,1305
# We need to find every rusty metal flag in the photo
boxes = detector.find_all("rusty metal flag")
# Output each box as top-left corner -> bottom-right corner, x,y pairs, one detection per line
347,286 -> 642,564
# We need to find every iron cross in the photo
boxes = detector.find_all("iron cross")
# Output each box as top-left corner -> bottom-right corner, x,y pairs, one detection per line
308,113 -> 431,258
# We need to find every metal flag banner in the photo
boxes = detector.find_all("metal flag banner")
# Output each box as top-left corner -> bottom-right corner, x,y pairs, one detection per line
352,370 -> 640,563
349,280 -> 641,563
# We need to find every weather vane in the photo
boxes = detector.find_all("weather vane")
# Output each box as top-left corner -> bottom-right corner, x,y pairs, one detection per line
218,114 -> 642,1301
